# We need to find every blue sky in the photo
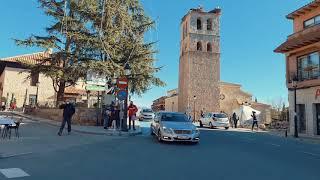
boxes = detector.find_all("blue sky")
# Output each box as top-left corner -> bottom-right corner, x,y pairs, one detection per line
0,0 -> 312,107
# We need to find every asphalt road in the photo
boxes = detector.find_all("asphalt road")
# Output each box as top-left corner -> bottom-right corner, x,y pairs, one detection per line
0,121 -> 320,180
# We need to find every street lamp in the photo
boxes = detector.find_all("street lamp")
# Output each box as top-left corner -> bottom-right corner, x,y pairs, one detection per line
292,76 -> 298,138
193,95 -> 197,122
123,63 -> 131,131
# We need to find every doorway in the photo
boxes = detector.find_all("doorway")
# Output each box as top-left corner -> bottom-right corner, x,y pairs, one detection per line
297,104 -> 306,134
315,104 -> 320,135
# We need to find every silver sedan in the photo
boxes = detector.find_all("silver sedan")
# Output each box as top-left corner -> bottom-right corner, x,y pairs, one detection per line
151,112 -> 200,143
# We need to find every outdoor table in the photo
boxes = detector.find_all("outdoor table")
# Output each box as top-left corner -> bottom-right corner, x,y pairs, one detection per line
0,118 -> 15,125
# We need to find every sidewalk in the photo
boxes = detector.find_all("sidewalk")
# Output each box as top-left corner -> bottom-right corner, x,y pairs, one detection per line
265,129 -> 320,144
8,111 -> 142,137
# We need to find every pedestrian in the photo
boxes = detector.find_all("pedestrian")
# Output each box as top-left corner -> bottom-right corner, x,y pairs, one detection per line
200,109 -> 205,118
251,111 -> 258,131
58,100 -> 75,136
232,112 -> 239,129
103,105 -> 111,129
128,101 -> 138,130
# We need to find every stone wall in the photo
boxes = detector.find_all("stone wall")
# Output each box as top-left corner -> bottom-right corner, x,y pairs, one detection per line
2,67 -> 56,108
25,107 -> 100,125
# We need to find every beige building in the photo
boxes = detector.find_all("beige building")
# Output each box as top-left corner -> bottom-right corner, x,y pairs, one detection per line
165,89 -> 178,112
178,7 -> 221,116
275,0 -> 320,136
0,51 -> 98,108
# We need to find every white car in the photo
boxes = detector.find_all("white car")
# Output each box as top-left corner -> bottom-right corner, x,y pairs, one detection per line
199,112 -> 230,129
151,112 -> 200,143
139,109 -> 155,121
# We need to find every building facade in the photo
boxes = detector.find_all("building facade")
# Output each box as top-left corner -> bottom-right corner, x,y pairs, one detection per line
165,89 -> 178,112
0,51 -> 99,108
275,0 -> 320,136
178,7 -> 221,118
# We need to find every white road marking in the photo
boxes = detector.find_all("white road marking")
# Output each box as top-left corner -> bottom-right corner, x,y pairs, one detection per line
300,151 -> 320,158
266,143 -> 281,147
0,168 -> 30,178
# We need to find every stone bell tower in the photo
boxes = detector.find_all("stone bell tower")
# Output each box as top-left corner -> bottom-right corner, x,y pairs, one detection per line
178,7 -> 221,118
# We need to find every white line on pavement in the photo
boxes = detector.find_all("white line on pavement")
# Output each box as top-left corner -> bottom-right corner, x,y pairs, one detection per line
266,143 -> 281,147
300,151 -> 320,158
0,168 -> 30,178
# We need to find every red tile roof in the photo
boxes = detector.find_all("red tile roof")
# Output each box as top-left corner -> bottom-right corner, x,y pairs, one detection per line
65,86 -> 87,95
1,50 -> 52,65
274,24 -> 320,53
286,0 -> 320,19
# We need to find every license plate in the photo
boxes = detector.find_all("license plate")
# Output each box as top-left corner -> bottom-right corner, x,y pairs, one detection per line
178,136 -> 189,140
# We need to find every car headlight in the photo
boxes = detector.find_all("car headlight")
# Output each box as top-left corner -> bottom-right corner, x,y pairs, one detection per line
163,127 -> 173,134
192,129 -> 200,134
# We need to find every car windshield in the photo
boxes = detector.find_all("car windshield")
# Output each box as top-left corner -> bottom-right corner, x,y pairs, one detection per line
143,109 -> 153,113
214,113 -> 227,118
161,114 -> 189,122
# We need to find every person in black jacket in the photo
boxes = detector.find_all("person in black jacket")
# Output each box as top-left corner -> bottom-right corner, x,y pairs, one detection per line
58,100 -> 75,136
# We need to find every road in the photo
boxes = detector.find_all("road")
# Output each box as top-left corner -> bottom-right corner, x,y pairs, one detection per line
0,121 -> 320,180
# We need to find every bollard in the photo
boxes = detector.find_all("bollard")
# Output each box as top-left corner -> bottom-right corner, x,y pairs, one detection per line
285,130 -> 288,137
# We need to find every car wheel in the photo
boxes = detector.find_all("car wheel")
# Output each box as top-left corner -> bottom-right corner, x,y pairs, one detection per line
157,130 -> 162,142
199,121 -> 203,127
225,127 -> 229,130
209,122 -> 214,129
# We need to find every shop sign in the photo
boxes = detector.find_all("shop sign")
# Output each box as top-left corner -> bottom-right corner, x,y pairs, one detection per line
315,89 -> 320,99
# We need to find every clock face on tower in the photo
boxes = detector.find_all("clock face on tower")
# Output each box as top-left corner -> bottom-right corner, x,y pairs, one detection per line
220,94 -> 225,100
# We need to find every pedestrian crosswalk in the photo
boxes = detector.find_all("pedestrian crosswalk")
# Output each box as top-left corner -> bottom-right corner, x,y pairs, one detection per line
0,168 -> 29,178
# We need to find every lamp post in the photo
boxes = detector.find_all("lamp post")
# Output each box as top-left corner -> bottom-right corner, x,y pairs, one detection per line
193,95 -> 197,122
122,63 -> 131,131
292,77 -> 298,138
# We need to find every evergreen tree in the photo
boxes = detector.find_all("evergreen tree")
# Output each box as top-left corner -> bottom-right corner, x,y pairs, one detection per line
15,0 -> 165,106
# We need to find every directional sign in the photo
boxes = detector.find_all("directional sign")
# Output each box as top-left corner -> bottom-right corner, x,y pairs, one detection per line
117,90 -> 128,101
117,77 -> 128,90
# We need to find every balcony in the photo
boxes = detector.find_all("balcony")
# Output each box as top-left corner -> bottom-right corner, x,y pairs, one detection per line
275,24 -> 320,53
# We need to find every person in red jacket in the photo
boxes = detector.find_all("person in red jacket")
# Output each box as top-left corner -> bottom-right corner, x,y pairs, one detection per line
128,101 -> 138,130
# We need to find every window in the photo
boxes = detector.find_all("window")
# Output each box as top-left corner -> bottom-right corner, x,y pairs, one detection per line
197,18 -> 202,30
197,42 -> 202,51
29,95 -> 37,106
304,15 -> 320,28
297,52 -> 320,80
207,43 -> 212,52
30,72 -> 39,86
207,19 -> 212,30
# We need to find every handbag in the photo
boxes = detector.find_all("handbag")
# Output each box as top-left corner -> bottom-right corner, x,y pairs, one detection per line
131,115 -> 137,121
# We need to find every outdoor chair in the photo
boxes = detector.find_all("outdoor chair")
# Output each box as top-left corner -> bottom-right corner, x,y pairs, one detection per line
7,118 -> 22,139
1,125 -> 10,139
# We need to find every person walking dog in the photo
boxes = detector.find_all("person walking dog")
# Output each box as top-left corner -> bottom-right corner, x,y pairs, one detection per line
128,101 -> 138,130
58,100 -> 75,136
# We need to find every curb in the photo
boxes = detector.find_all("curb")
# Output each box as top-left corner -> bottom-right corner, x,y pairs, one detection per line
10,112 -> 142,137
0,152 -> 33,159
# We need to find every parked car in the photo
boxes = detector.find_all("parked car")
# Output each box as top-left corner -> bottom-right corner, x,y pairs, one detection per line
199,112 -> 230,129
150,112 -> 200,143
139,108 -> 155,121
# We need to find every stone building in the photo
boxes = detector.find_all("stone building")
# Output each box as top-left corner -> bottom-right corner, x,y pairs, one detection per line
178,7 -> 221,117
165,89 -> 178,112
151,96 -> 166,112
275,0 -> 320,136
0,51 -> 98,108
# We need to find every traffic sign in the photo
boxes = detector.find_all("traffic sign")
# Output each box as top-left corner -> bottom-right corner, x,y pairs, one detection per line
117,90 -> 128,101
117,77 -> 128,89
